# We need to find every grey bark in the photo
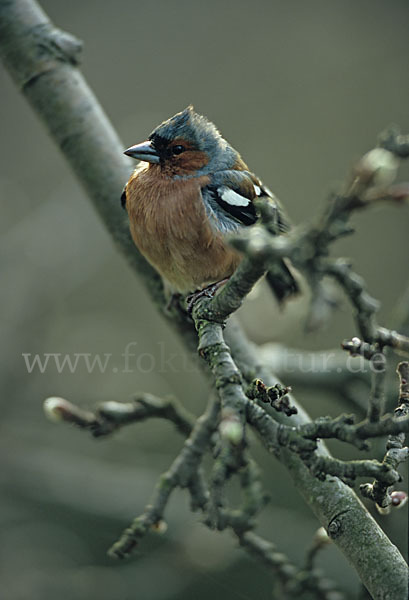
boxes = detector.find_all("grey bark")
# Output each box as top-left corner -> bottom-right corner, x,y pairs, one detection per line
0,1 -> 407,598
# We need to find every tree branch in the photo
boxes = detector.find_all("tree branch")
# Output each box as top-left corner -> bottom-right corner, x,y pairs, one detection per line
108,395 -> 218,558
2,1 -> 408,598
360,362 -> 409,509
44,393 -> 195,438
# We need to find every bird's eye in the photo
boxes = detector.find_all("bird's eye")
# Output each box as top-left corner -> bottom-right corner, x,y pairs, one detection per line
172,145 -> 185,155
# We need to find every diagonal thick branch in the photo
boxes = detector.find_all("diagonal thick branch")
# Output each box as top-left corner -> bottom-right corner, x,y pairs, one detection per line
1,1 -> 408,598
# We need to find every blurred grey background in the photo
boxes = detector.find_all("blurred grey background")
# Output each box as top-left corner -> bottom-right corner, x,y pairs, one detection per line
1,1 -> 408,599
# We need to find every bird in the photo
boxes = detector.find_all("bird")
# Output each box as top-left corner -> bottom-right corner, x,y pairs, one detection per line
122,106 -> 298,307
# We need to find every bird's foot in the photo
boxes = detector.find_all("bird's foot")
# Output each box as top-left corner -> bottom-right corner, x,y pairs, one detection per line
186,278 -> 229,315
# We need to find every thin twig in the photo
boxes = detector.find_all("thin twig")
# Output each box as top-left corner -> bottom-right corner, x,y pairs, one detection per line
108,395 -> 219,558
2,2 -> 409,597
360,362 -> 409,509
44,393 -> 195,437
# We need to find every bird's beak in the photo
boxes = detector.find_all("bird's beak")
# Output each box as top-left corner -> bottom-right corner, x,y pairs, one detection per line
124,140 -> 160,163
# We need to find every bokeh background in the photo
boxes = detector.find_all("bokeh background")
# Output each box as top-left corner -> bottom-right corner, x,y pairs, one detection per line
1,1 -> 409,598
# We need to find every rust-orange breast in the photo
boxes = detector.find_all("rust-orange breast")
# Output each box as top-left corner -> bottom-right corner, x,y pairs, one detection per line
125,165 -> 241,293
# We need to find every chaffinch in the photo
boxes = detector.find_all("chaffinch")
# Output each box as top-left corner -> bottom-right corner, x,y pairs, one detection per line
122,106 -> 298,303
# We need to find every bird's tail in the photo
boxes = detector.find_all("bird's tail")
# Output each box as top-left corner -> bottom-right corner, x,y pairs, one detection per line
265,259 -> 299,303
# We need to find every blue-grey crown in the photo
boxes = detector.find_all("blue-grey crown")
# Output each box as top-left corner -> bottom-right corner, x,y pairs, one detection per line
150,107 -> 238,174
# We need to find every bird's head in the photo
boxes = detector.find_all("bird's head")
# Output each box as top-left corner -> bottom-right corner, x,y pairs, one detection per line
124,106 -> 239,177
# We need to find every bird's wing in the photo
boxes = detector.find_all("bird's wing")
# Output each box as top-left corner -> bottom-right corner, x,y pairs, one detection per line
202,169 -> 298,300
201,170 -> 290,234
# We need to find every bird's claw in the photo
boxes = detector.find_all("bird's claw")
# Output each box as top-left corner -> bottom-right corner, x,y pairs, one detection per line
186,278 -> 229,315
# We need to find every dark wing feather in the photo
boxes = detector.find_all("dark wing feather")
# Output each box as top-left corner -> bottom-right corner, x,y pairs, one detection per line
203,170 -> 259,227
205,184 -> 257,226
121,185 -> 127,210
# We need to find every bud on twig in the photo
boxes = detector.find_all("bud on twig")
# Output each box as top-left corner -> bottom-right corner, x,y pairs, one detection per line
151,520 -> 168,534
390,490 -> 408,509
355,148 -> 399,189
43,396 -> 96,428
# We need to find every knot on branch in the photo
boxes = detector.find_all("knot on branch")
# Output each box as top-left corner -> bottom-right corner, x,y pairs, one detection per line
277,424 -> 317,455
49,27 -> 83,64
32,23 -> 83,66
